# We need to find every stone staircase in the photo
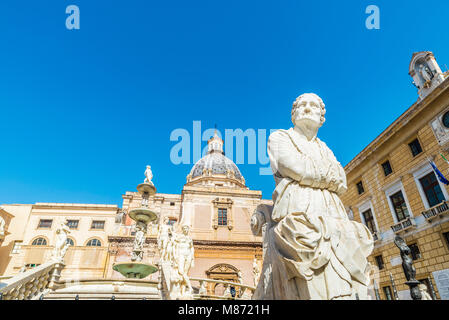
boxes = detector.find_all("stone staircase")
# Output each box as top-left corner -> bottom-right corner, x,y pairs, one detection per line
0,261 -> 64,300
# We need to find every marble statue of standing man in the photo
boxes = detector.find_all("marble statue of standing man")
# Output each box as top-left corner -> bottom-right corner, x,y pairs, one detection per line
157,216 -> 173,262
253,258 -> 260,287
252,93 -> 373,300
173,224 -> 195,298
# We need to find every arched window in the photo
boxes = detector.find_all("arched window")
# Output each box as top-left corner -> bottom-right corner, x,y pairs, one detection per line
31,237 -> 47,246
86,238 -> 101,247
66,238 -> 75,246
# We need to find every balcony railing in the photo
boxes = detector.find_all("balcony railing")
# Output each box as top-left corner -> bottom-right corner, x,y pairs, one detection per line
391,217 -> 416,234
422,201 -> 449,222
190,278 -> 255,300
0,261 -> 64,300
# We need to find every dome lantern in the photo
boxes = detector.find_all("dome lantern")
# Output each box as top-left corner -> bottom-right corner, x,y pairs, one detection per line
186,132 -> 246,189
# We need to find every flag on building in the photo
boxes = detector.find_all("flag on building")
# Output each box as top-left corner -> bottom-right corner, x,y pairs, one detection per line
441,153 -> 449,166
430,160 -> 449,185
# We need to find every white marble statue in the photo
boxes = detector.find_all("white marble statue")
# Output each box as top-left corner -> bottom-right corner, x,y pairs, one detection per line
252,258 -> 260,287
0,216 -> 5,237
144,165 -> 153,185
419,64 -> 433,83
157,216 -> 173,262
51,221 -> 71,262
198,281 -> 207,295
131,222 -> 146,262
223,285 -> 232,298
238,271 -> 243,284
419,283 -> 432,300
253,93 -> 374,300
115,210 -> 126,224
172,224 -> 195,298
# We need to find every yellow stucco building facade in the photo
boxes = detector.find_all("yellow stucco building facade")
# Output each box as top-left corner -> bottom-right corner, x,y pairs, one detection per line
341,51 -> 449,300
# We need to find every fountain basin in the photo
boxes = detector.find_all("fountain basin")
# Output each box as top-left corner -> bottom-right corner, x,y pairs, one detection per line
113,262 -> 158,279
128,208 -> 158,224
137,183 -> 156,196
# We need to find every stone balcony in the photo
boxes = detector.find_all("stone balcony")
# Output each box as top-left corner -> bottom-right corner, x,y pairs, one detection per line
390,217 -> 416,234
422,201 -> 449,222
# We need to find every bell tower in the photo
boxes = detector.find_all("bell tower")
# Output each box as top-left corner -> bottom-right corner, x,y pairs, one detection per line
409,51 -> 448,100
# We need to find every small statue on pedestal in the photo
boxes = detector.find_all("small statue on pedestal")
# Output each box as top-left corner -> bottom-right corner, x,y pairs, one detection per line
394,235 -> 422,300
144,165 -> 154,185
131,222 -> 146,262
51,221 -> 71,263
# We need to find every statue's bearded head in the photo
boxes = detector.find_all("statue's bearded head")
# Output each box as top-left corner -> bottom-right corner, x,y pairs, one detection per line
291,93 -> 326,130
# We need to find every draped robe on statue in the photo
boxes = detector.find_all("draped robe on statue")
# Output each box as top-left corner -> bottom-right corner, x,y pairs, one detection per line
253,128 -> 373,300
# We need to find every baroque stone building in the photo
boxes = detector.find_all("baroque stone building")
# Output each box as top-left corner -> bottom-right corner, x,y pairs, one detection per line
0,132 -> 270,298
340,51 -> 449,300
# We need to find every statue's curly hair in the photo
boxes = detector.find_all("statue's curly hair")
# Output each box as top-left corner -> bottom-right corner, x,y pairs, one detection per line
291,93 -> 326,126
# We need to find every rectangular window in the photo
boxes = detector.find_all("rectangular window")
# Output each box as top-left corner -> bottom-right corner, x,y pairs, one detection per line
375,255 -> 384,270
91,220 -> 105,230
408,243 -> 421,260
382,161 -> 393,176
11,241 -> 22,254
383,286 -> 393,300
67,220 -> 79,229
419,172 -> 446,208
389,191 -> 410,222
443,232 -> 449,248
218,208 -> 228,226
38,219 -> 53,229
356,181 -> 365,195
362,209 -> 377,234
170,202 -> 175,206
167,218 -> 177,226
409,139 -> 423,157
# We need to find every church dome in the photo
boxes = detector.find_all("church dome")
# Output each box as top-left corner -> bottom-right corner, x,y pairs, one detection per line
186,132 -> 246,188
190,153 -> 243,179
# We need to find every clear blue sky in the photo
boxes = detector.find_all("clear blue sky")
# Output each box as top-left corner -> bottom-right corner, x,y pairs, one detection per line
1,0 -> 449,205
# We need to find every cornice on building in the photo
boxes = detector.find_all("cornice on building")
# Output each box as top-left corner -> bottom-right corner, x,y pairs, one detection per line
32,203 -> 118,211
345,77 -> 449,176
182,185 -> 262,199
108,235 -> 262,248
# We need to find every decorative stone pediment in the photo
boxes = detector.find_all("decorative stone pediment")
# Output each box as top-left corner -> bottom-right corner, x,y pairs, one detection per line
206,263 -> 239,278
212,198 -> 233,208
